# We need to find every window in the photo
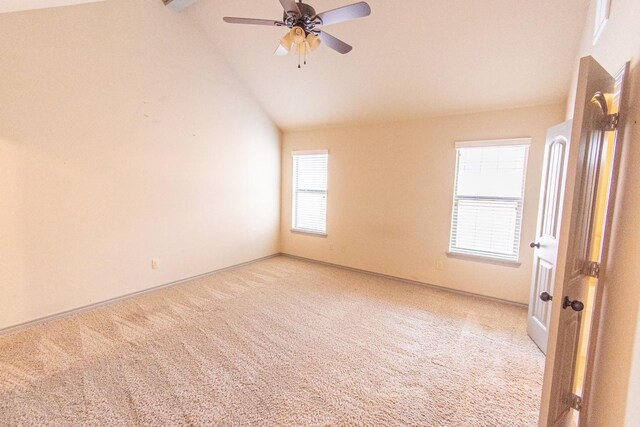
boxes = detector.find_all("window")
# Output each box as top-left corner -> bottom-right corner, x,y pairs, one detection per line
292,150 -> 328,235
449,139 -> 530,263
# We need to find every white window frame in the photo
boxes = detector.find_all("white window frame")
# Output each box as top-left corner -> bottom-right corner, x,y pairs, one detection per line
448,138 -> 531,264
291,150 -> 328,236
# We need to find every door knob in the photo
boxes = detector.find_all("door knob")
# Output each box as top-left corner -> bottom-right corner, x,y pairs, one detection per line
562,296 -> 584,312
539,292 -> 553,302
530,242 -> 541,248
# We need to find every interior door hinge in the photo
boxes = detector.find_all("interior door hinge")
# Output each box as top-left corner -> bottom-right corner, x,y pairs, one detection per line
569,393 -> 583,411
584,261 -> 600,278
602,113 -> 619,131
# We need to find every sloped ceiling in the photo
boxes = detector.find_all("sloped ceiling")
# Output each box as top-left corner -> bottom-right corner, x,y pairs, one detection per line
188,0 -> 589,130
0,0 -> 105,13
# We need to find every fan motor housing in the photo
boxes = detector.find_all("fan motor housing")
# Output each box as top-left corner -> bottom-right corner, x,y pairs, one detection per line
283,3 -> 317,30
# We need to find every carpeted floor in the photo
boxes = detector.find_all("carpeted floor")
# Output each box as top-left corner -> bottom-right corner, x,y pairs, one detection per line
0,256 -> 544,426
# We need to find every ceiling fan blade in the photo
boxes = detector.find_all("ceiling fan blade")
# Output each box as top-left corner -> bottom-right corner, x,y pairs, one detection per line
318,31 -> 352,54
279,0 -> 301,16
316,1 -> 371,26
223,17 -> 284,26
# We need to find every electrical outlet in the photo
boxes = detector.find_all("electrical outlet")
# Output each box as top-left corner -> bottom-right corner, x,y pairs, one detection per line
151,259 -> 160,270
329,244 -> 334,251
340,246 -> 346,254
435,260 -> 444,271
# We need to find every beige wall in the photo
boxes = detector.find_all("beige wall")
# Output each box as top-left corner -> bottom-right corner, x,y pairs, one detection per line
0,0 -> 281,330
567,0 -> 640,425
281,105 -> 565,304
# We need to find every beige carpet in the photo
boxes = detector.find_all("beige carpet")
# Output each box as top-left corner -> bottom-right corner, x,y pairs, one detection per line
0,256 -> 544,426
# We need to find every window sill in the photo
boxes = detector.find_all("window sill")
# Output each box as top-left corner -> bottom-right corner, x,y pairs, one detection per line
290,229 -> 328,237
446,251 -> 521,267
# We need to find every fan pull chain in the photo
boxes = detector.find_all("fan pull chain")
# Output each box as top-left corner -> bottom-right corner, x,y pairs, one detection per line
304,41 -> 308,65
298,45 -> 301,69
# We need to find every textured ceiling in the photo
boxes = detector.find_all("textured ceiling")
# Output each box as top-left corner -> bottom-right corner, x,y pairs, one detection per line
188,0 -> 589,130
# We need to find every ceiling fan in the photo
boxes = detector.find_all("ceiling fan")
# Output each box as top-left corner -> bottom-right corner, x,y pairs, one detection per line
223,0 -> 371,67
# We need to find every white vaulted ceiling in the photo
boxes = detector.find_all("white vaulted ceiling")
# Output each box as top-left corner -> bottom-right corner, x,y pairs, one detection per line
188,0 -> 589,130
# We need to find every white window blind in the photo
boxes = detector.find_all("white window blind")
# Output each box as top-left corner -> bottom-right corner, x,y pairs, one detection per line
292,150 -> 328,235
449,139 -> 530,262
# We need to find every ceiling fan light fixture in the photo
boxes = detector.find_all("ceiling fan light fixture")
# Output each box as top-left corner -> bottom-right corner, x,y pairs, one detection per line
274,43 -> 289,56
290,26 -> 306,44
279,31 -> 294,52
306,33 -> 321,51
223,1 -> 372,65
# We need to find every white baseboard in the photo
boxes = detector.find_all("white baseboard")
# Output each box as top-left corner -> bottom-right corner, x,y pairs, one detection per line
280,253 -> 527,308
0,253 -> 281,336
1,252 -> 526,336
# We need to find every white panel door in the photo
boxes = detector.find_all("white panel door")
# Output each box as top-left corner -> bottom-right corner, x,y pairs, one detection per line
539,56 -> 624,427
527,120 -> 572,354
